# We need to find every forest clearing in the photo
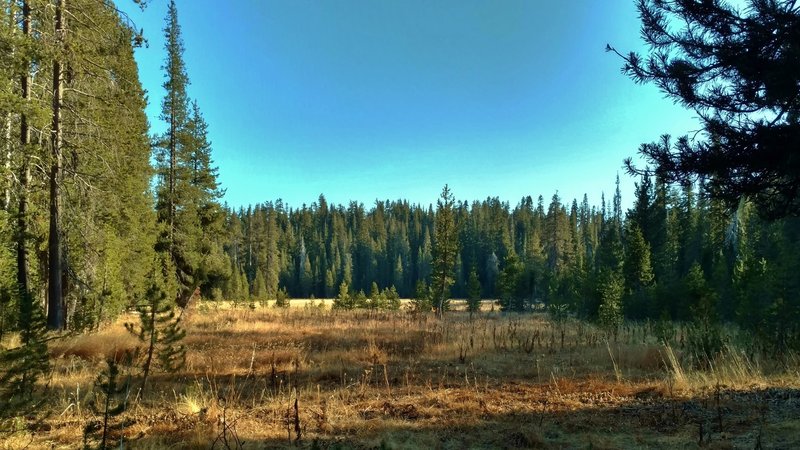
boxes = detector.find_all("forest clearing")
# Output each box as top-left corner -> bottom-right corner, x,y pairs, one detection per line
4,302 -> 799,449
2,1 -> 799,449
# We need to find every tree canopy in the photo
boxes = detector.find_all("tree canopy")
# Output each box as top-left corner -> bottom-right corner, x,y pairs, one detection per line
610,0 -> 800,219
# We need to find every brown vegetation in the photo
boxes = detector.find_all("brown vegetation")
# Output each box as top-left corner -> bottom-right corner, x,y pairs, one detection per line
5,302 -> 800,449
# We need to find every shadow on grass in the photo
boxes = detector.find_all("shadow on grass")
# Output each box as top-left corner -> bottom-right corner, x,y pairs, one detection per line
128,385 -> 800,450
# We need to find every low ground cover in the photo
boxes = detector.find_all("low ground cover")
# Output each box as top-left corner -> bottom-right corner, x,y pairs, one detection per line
4,301 -> 800,449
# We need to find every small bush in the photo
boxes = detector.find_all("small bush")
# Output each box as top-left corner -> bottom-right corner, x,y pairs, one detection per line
274,288 -> 290,308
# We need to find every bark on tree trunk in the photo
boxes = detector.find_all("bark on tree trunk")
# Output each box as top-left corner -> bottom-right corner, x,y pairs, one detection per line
3,113 -> 10,211
17,0 -> 31,309
47,0 -> 65,330
168,89 -> 176,251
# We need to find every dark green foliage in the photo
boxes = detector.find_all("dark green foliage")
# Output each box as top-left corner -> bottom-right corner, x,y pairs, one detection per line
431,185 -> 459,317
498,255 -> 525,312
384,285 -> 401,310
685,263 -> 725,366
0,0 -> 159,331
369,282 -> 386,310
0,212 -> 48,419
623,222 -> 655,319
216,176 -> 800,353
83,357 -> 131,450
125,265 -> 186,392
251,270 -> 267,304
653,311 -> 676,345
332,281 -> 354,310
274,287 -> 290,308
154,0 -> 224,306
353,290 -> 368,308
0,291 -> 48,421
734,212 -> 800,354
411,280 -> 432,312
466,267 -> 481,316
597,268 -> 624,332
613,0 -> 800,219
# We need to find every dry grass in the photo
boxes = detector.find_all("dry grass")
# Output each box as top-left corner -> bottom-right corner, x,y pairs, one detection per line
3,301 -> 800,449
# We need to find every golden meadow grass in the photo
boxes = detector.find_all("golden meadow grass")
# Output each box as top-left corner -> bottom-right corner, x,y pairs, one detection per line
5,300 -> 800,449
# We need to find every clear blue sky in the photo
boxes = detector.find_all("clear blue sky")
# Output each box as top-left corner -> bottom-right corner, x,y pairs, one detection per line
121,1 -> 701,209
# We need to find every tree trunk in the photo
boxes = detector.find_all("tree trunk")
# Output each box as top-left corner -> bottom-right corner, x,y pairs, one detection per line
47,0 -> 65,330
140,306 -> 157,394
3,0 -> 15,212
17,0 -> 31,315
3,113 -> 10,211
168,89 -> 176,251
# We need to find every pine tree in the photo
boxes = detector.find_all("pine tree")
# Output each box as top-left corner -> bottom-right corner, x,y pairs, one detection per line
154,0 -> 222,306
384,285 -> 401,310
431,185 -> 459,318
612,0 -> 800,218
0,0 -> 157,331
623,223 -> 655,319
0,289 -> 48,418
417,230 -> 432,282
466,267 -> 481,317
298,238 -> 312,298
333,281 -> 352,310
324,268 -> 336,298
498,255 -> 524,312
597,268 -> 624,333
83,357 -> 131,450
125,264 -> 186,394
411,280 -> 432,312
392,255 -> 404,296
252,270 -> 267,304
224,260 -> 242,303
264,206 -> 281,297
46,0 -> 67,330
369,281 -> 385,309
485,251 -> 499,298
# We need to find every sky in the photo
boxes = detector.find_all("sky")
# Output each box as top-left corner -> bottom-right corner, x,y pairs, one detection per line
120,1 -> 702,210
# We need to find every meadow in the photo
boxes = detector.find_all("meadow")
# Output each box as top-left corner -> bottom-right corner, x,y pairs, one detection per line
5,300 -> 800,449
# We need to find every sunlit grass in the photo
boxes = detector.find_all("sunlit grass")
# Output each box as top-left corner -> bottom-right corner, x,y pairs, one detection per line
5,301 -> 800,449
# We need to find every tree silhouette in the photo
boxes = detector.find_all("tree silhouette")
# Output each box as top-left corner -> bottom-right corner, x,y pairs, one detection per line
610,0 -> 800,219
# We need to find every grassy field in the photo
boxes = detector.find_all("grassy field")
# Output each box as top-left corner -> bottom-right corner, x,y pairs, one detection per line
4,300 -> 800,449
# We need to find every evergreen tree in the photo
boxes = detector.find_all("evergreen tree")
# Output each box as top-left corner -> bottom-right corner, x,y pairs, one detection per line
484,251 -> 499,298
431,185 -> 459,318
417,230 -> 432,282
411,280 -> 432,312
125,264 -> 186,394
466,267 -> 481,317
154,0 -> 189,302
0,288 -> 48,418
252,270 -> 267,303
46,0 -> 67,330
298,238 -> 312,297
154,0 -> 222,306
623,223 -> 655,319
612,0 -> 800,218
83,358 -> 131,450
498,255 -> 524,312
384,285 -> 401,310
333,281 -> 353,310
369,281 -> 386,309
392,255 -> 404,296
597,268 -> 624,333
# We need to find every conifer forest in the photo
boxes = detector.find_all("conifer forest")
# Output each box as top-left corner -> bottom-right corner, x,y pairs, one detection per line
1,1 -> 799,448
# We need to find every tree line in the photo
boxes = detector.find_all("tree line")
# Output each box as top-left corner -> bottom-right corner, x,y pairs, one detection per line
215,174 -> 800,351
0,0 -> 797,422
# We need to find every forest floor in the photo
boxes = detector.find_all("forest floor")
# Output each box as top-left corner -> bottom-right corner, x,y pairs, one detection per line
4,301 -> 800,449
